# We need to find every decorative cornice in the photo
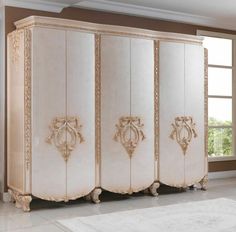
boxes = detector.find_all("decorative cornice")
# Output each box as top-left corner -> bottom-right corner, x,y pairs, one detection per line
14,16 -> 203,45
75,0 -> 236,31
2,0 -> 78,13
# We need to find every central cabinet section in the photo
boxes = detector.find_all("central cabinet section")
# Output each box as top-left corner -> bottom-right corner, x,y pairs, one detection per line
100,35 -> 155,194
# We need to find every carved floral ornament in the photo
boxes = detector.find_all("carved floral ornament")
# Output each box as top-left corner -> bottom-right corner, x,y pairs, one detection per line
114,116 -> 146,158
46,117 -> 84,162
170,116 -> 197,155
9,31 -> 21,64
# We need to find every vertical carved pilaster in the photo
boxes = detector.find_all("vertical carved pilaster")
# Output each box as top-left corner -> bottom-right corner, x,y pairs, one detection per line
24,29 -> 32,171
204,48 -> 208,158
95,34 -> 101,187
154,40 -> 159,162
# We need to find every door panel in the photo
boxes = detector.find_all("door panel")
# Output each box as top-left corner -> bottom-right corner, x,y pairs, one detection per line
32,28 -> 66,200
130,38 -> 155,191
101,35 -> 131,193
66,31 -> 96,199
184,44 -> 205,185
159,42 -> 185,187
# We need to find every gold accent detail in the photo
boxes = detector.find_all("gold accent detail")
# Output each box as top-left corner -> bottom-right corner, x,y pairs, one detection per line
149,181 -> 160,196
16,19 -> 202,45
204,48 -> 208,158
200,175 -> 208,191
170,116 -> 197,155
95,34 -> 101,167
85,188 -> 102,204
9,30 -> 22,64
154,40 -> 159,161
8,189 -> 32,212
114,116 -> 146,157
46,117 -> 84,162
24,29 -> 32,170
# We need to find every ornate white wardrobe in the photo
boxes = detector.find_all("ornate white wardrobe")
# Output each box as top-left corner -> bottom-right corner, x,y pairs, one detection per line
7,16 -> 207,212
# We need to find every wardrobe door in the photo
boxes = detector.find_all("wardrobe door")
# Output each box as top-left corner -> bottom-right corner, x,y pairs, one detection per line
184,44 -> 205,185
130,38 -> 155,191
66,31 -> 95,199
159,42 -> 185,187
32,28 -> 66,200
101,35 -> 131,193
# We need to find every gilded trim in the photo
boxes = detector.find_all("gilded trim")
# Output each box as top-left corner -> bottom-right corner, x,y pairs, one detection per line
204,48 -> 208,157
170,116 -> 197,155
95,34 -> 101,166
46,117 -> 84,162
8,30 -> 22,64
114,116 -> 146,157
15,17 -> 203,45
154,40 -> 159,161
24,29 -> 32,171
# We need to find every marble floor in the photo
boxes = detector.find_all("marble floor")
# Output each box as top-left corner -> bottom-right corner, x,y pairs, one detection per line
1,178 -> 236,232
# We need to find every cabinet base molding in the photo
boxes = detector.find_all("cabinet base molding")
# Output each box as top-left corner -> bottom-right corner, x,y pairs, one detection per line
85,188 -> 102,204
8,189 -> 32,212
199,175 -> 208,191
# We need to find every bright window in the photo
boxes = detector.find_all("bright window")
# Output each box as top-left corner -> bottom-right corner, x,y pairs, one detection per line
198,31 -> 235,160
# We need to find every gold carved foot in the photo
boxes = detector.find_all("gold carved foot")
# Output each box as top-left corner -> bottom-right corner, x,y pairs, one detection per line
85,188 -> 102,204
8,189 -> 32,212
199,175 -> 208,191
91,188 -> 102,203
149,182 -> 160,196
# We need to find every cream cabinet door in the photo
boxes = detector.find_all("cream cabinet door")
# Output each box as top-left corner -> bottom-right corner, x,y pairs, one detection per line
159,41 -> 205,187
101,35 -> 131,193
32,27 -> 67,200
66,31 -> 95,199
130,38 -> 155,192
184,44 -> 206,185
159,41 -> 185,187
101,35 -> 155,193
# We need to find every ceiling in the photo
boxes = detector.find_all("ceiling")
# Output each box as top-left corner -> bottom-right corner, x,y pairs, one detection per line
3,0 -> 236,30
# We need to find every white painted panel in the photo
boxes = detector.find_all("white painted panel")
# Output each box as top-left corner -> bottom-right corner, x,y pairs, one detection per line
184,44 -> 205,185
130,38 -> 155,192
66,31 -> 95,199
159,41 -> 185,187
100,35 -> 131,193
32,27 -> 66,200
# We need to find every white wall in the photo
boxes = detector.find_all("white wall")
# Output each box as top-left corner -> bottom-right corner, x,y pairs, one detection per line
0,4 -> 5,199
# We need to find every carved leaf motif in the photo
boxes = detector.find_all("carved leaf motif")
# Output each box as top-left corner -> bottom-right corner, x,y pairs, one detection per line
114,116 -> 146,158
9,31 -> 21,64
46,117 -> 84,162
170,116 -> 197,155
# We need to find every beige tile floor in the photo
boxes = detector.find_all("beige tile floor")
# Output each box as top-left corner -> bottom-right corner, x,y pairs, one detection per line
0,178 -> 236,232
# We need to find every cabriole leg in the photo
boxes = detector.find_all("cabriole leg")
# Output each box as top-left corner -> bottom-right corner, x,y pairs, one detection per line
90,188 -> 102,204
199,175 -> 208,191
8,189 -> 32,212
149,181 -> 160,196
